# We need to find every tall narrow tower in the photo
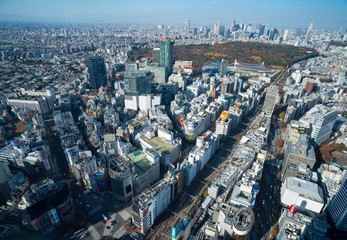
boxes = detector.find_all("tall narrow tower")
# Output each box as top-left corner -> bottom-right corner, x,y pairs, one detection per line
305,21 -> 313,42
185,19 -> 190,36
230,20 -> 236,32
87,56 -> 107,90
159,38 -> 174,76
216,21 -> 221,35
328,179 -> 347,231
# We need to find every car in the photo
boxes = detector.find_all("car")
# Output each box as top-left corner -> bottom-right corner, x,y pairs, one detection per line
106,226 -> 111,229
102,214 -> 108,221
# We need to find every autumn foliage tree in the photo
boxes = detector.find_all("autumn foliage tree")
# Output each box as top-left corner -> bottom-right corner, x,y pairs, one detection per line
278,88 -> 285,97
274,151 -> 284,159
275,139 -> 284,148
271,223 -> 279,237
278,121 -> 287,128
319,145 -> 335,163
278,111 -> 285,120
129,41 -> 319,75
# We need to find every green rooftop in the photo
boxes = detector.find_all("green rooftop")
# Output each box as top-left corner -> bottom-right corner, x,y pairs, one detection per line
127,151 -> 152,176
140,136 -> 177,154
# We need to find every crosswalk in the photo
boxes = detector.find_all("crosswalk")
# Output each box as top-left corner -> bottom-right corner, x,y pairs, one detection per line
86,222 -> 101,240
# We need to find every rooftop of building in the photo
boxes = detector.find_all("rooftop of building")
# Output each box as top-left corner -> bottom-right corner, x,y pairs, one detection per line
233,60 -> 271,72
302,104 -> 339,120
287,138 -> 315,160
139,135 -> 178,153
229,183 -> 257,208
232,207 -> 255,231
284,177 -> 323,203
127,151 -> 154,176
133,177 -> 172,207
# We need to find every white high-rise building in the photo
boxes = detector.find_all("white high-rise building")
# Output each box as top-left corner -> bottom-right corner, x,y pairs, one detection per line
185,19 -> 190,36
328,180 -> 347,231
214,21 -> 221,35
132,176 -> 177,234
262,85 -> 279,115
283,29 -> 289,41
300,105 -> 339,145
305,21 -> 313,42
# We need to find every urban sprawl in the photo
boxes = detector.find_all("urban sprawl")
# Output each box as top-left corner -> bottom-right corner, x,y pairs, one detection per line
0,20 -> 346,240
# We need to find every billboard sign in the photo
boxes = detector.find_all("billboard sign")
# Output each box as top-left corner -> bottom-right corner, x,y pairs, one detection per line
172,218 -> 184,239
289,205 -> 296,214
9,138 -> 20,146
32,216 -> 44,225
104,134 -> 116,142
257,153 -> 266,160
139,206 -> 149,220
22,180 -> 30,189
18,175 -> 25,184
43,157 -> 51,170
79,151 -> 92,158
49,208 -> 61,225
221,111 -> 229,118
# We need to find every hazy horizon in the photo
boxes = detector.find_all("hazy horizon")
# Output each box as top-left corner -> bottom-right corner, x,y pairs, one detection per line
0,0 -> 346,30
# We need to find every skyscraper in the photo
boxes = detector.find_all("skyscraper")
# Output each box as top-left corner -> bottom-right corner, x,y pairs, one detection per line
305,21 -> 313,42
230,20 -> 236,32
263,85 -> 279,114
283,29 -> 289,41
124,70 -> 151,95
87,56 -> 107,90
152,48 -> 160,64
159,39 -> 174,76
220,59 -> 228,77
328,180 -> 347,231
185,19 -> 190,36
215,21 -> 221,35
301,105 -> 338,145
193,28 -> 198,36
295,28 -> 302,39
259,24 -> 265,36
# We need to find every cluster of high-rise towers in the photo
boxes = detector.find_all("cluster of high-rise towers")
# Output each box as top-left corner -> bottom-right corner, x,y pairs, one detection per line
87,37 -> 174,92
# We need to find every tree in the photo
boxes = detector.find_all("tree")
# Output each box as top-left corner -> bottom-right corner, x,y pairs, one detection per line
278,111 -> 285,120
271,223 -> 279,237
333,143 -> 345,152
278,88 -> 285,97
278,121 -> 286,128
274,152 -> 284,159
319,145 -> 334,162
275,139 -> 284,148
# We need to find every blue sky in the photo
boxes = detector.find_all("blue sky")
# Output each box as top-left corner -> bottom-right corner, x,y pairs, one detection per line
0,0 -> 346,30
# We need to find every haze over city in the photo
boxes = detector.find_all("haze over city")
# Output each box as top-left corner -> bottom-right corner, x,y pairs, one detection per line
0,0 -> 347,29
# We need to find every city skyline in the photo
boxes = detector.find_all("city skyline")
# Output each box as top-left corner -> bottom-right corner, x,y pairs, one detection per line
0,0 -> 346,30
